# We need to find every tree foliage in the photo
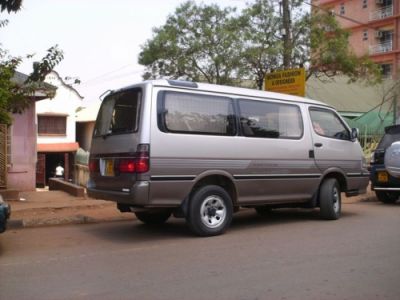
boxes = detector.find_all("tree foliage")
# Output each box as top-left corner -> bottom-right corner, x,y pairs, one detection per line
0,0 -> 22,13
0,46 -> 64,125
0,0 -> 64,125
139,0 -> 380,89
139,1 -> 244,85
308,11 -> 380,83
238,0 -> 281,89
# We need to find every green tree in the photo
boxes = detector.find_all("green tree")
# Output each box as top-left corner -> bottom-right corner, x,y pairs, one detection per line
0,0 -> 23,13
138,1 -> 244,85
240,0 -> 380,89
238,0 -> 281,89
139,0 -> 380,89
0,1 -> 64,125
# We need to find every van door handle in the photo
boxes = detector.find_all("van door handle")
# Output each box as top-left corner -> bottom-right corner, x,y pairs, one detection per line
314,143 -> 323,148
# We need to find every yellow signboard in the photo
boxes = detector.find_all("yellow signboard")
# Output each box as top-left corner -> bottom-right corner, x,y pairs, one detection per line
265,68 -> 305,97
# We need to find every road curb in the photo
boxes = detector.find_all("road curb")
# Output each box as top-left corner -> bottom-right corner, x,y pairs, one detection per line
8,214 -> 133,230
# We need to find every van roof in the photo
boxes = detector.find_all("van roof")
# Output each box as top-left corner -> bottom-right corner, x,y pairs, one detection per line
115,79 -> 332,108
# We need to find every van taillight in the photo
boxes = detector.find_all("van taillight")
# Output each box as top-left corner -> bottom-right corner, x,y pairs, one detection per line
136,155 -> 149,173
118,144 -> 150,174
89,159 -> 99,172
135,144 -> 150,173
119,159 -> 136,173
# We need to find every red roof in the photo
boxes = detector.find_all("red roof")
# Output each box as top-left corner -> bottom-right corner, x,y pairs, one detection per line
37,142 -> 79,152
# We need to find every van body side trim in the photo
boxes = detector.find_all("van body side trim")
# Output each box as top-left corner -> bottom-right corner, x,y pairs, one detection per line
150,175 -> 196,181
346,173 -> 370,178
233,174 -> 321,180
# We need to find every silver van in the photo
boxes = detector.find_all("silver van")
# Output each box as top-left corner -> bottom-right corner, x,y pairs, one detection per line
87,80 -> 369,236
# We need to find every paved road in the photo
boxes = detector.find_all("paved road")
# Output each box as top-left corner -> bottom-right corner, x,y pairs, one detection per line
1,201 -> 399,300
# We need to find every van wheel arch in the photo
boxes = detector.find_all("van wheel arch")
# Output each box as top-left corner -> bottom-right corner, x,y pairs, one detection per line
180,175 -> 237,218
188,175 -> 237,206
317,172 -> 347,206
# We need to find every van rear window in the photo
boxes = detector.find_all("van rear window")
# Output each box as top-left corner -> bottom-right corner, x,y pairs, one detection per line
94,89 -> 141,137
158,92 -> 236,136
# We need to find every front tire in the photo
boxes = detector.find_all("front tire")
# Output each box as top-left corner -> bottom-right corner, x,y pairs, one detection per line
135,210 -> 171,225
186,185 -> 233,237
319,178 -> 341,220
375,191 -> 399,204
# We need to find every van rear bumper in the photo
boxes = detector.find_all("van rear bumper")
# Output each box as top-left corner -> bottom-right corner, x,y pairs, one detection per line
87,180 -> 149,205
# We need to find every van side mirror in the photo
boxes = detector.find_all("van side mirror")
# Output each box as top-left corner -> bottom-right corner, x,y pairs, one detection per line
351,128 -> 359,141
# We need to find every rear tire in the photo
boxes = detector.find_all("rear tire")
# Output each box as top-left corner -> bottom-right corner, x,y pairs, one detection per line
135,210 -> 171,225
375,191 -> 399,204
186,185 -> 233,237
319,178 -> 341,220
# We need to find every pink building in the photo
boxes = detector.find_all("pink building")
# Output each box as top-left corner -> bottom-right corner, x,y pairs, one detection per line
0,72 -> 56,195
314,0 -> 400,78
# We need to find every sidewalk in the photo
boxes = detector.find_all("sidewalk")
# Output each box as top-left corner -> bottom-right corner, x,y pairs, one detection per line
8,189 -> 134,229
7,187 -> 377,230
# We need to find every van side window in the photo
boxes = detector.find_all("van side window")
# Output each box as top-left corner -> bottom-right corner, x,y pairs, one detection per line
238,99 -> 303,139
94,88 -> 141,137
309,108 -> 350,140
159,92 -> 236,136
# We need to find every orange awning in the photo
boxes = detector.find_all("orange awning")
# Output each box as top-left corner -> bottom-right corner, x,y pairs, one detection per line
37,142 -> 79,152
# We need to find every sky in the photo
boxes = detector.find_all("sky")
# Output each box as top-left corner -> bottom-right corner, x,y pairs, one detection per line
1,0 -> 247,105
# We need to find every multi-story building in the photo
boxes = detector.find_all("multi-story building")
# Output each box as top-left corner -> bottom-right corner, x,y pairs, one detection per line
314,0 -> 399,78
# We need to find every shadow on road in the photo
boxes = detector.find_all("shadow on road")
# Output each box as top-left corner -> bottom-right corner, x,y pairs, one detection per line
85,207 -> 359,243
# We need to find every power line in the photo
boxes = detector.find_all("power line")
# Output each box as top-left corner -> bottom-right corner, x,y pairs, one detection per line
80,64 -> 141,86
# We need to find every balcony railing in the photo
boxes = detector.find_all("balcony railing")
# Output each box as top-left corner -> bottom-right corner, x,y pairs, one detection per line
369,41 -> 393,54
370,5 -> 393,21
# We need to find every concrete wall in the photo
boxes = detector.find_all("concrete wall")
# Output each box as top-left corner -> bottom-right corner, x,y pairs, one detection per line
76,122 -> 95,152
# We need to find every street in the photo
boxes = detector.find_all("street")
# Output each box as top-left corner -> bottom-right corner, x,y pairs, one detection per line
1,201 -> 399,300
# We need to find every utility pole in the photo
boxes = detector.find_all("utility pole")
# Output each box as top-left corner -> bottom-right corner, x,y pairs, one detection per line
281,0 -> 291,69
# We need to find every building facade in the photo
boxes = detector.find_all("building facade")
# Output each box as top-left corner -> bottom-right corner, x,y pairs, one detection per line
314,0 -> 399,78
35,71 -> 83,186
0,72 -> 56,193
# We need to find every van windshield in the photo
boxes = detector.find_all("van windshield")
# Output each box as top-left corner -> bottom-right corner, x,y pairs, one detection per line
94,88 -> 141,137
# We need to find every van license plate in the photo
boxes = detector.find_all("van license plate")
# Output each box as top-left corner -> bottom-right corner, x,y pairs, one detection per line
377,171 -> 388,183
101,159 -> 114,177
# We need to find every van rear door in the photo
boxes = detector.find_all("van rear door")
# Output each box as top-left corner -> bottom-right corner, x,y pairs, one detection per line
89,87 -> 147,193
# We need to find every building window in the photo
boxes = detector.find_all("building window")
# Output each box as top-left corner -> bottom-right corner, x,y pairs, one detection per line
362,0 -> 367,8
381,64 -> 392,78
38,115 -> 67,135
363,29 -> 368,40
339,3 -> 345,15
